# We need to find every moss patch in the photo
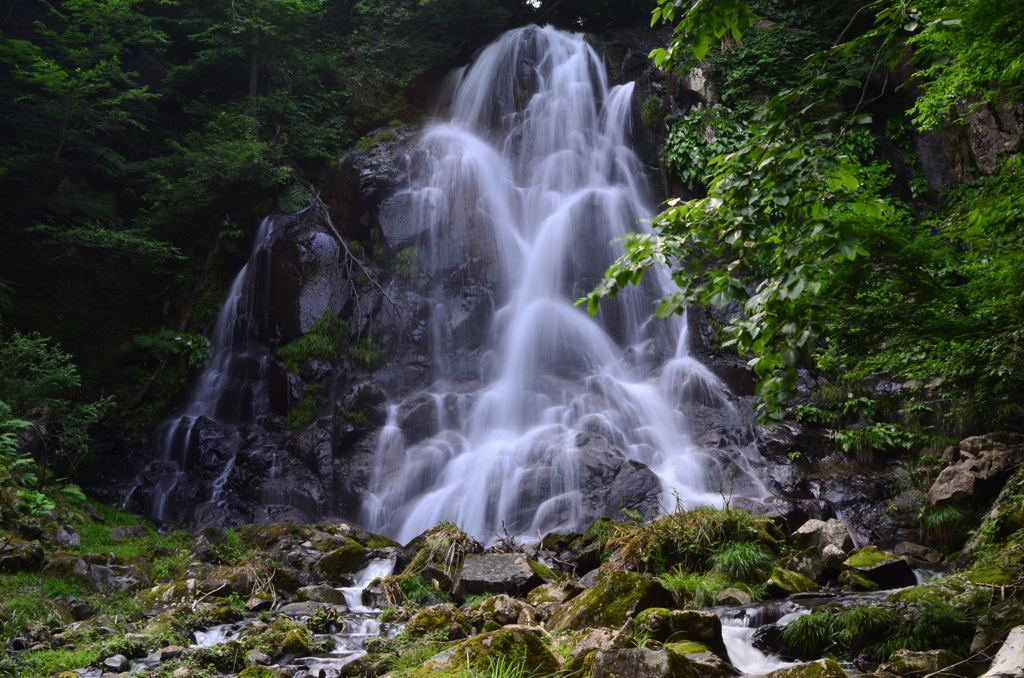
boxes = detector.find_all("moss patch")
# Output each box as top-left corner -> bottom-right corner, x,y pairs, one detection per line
405,604 -> 471,640
412,627 -> 559,678
550,572 -> 673,632
766,567 -> 819,595
316,541 -> 368,580
667,640 -> 712,655
838,569 -> 880,591
844,545 -> 894,568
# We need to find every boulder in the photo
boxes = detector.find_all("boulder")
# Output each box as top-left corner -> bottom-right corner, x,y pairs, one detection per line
928,436 -> 1024,505
880,649 -> 970,678
0,538 -> 44,572
838,569 -> 879,591
104,654 -> 130,672
454,554 -> 544,597
821,544 -> 847,571
55,525 -> 81,548
462,594 -> 529,627
979,625 -> 1024,678
633,608 -> 730,660
783,548 -> 825,583
748,659 -> 846,678
413,626 -> 559,677
315,540 -> 369,581
892,542 -> 943,565
842,546 -> 916,589
765,568 -> 819,597
526,579 -> 584,606
591,647 -> 700,678
548,571 -> 674,633
406,603 -> 472,640
674,648 -> 740,678
793,519 -> 853,553
110,525 -> 149,542
716,588 -> 752,605
397,393 -> 439,445
296,585 -> 348,606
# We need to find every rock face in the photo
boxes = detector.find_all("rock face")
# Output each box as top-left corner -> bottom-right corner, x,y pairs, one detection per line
591,647 -> 700,678
979,625 -> 1024,678
928,435 -> 1024,505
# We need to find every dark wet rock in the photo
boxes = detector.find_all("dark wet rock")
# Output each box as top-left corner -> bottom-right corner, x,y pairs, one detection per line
398,392 -> 439,444
842,546 -> 916,589
0,538 -> 44,573
296,585 -> 348,606
892,542 -> 943,565
752,623 -> 785,657
454,554 -> 544,597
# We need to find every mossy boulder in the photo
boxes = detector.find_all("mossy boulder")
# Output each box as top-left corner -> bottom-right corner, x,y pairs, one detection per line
842,546 -> 916,589
406,603 -> 472,640
526,578 -> 584,606
765,567 -> 819,597
412,626 -> 559,678
315,540 -> 369,581
750,658 -> 846,678
879,649 -> 970,678
838,569 -> 879,591
239,523 -> 312,550
667,646 -> 740,678
549,572 -> 674,633
461,594 -> 527,626
633,608 -> 730,660
591,647 -> 700,678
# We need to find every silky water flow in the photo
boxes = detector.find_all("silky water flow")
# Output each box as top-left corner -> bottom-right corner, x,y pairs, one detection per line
358,25 -> 764,544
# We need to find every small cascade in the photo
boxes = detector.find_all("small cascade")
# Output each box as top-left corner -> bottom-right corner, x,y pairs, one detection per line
358,25 -> 764,544
144,214 -> 285,520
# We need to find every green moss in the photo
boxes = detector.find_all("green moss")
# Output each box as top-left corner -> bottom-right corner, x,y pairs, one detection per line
316,540 -> 368,580
564,647 -> 597,677
844,545 -> 893,568
838,569 -> 880,591
20,647 -> 101,678
766,567 -> 818,594
549,571 -> 671,633
405,604 -> 471,639
761,659 -> 846,678
527,559 -> 557,582
412,627 -> 559,678
349,335 -> 385,369
633,608 -> 728,657
276,308 -> 347,373
239,668 -> 275,678
286,382 -> 325,429
666,640 -> 712,655
965,564 -> 1017,585
483,619 -> 501,632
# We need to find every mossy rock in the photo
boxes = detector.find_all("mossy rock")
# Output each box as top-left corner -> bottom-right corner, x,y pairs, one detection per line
965,564 -> 1017,585
666,641 -> 711,655
757,658 -> 846,678
564,647 -> 597,677
548,571 -> 674,632
238,523 -> 311,549
528,558 -> 557,582
462,594 -> 525,626
582,516 -> 614,546
483,620 -> 501,632
316,540 -> 369,581
844,545 -> 893,568
590,647 -> 701,678
406,603 -> 472,640
412,627 -> 559,678
880,649 -> 970,678
766,567 -> 819,597
634,608 -> 729,659
838,569 -> 879,591
282,628 -> 312,655
526,578 -> 584,606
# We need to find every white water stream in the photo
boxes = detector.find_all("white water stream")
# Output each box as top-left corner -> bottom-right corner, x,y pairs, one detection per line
359,25 -> 760,544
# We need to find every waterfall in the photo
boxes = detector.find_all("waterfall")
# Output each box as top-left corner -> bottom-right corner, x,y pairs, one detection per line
360,26 -> 753,544
146,215 -> 283,519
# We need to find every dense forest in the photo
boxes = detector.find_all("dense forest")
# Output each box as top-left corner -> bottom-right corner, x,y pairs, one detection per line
1,0 -> 1024,675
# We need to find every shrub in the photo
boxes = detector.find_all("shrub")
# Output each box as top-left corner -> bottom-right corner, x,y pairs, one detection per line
276,308 -> 348,373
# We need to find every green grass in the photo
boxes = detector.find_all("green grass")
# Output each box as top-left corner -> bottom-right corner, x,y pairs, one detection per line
286,382 -> 325,430
276,309 -> 348,373
20,647 -> 100,678
348,335 -> 385,369
709,541 -> 776,582
386,642 -> 446,678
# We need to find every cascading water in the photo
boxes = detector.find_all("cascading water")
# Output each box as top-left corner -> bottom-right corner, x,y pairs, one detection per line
143,215 -> 283,519
360,25 -> 762,544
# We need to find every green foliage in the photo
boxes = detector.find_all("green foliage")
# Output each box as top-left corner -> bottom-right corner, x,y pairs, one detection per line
650,0 -> 758,65
709,540 -> 775,582
121,329 -> 211,369
640,96 -> 662,128
779,601 -> 969,661
356,129 -> 398,154
393,246 -> 420,281
349,335 -> 385,369
286,382 -> 324,430
662,106 -> 749,190
909,0 -> 1024,129
276,309 -> 348,373
920,504 -> 977,552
